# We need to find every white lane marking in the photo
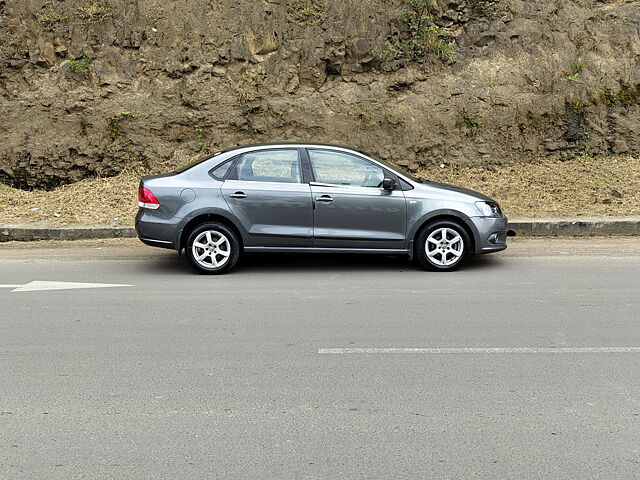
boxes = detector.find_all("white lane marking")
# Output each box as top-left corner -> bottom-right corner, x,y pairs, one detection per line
10,281 -> 133,292
318,347 -> 640,354
0,285 -> 23,289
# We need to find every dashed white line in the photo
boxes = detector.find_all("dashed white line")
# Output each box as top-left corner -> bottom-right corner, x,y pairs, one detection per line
318,347 -> 640,354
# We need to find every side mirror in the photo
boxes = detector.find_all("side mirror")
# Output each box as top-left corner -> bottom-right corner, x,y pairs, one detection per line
382,177 -> 397,190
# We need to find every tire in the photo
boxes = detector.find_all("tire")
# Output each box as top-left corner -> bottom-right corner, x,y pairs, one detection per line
185,222 -> 240,274
415,220 -> 471,272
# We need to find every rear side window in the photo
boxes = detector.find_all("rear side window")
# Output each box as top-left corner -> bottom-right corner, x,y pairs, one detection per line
229,150 -> 301,183
209,158 -> 235,180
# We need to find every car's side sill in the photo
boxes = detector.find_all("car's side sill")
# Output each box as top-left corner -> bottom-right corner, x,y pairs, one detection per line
243,247 -> 409,255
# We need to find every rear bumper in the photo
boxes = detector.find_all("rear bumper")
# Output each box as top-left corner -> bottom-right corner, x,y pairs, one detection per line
138,236 -> 175,249
135,209 -> 177,250
466,216 -> 509,255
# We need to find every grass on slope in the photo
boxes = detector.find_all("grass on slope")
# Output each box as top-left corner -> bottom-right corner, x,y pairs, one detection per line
0,155 -> 638,226
421,155 -> 639,218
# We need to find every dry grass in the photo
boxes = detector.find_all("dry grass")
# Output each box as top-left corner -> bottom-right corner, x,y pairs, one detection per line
0,150 -> 197,226
0,154 -> 638,226
420,155 -> 640,218
0,167 -> 142,226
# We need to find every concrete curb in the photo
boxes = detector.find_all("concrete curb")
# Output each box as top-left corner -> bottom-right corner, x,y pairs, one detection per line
1,218 -> 639,242
1,226 -> 136,242
508,218 -> 640,237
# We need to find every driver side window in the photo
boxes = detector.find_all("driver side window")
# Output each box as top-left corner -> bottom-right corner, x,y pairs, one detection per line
308,150 -> 384,188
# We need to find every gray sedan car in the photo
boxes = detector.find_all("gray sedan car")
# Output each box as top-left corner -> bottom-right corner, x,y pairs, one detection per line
136,143 -> 510,274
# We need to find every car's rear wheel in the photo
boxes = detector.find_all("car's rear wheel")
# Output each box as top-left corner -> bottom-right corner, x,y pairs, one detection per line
415,220 -> 471,272
185,222 -> 240,274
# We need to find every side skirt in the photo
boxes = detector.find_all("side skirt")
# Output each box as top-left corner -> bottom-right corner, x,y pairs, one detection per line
243,247 -> 409,255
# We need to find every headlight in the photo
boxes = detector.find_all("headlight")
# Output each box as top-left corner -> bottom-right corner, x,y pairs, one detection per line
475,201 -> 502,217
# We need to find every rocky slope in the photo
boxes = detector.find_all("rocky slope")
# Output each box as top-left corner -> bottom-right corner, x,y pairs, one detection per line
1,0 -> 639,189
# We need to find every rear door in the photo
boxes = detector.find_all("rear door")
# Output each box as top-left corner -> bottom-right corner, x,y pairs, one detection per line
307,149 -> 407,249
221,149 -> 313,247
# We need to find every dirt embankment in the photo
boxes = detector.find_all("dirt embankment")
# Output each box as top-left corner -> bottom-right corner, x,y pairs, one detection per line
1,0 -> 639,190
1,153 -> 638,226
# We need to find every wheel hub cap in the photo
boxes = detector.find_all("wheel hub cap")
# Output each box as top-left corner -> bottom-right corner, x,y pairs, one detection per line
192,230 -> 231,268
426,227 -> 464,267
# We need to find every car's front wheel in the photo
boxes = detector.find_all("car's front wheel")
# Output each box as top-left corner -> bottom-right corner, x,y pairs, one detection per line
415,220 -> 471,272
185,222 -> 240,274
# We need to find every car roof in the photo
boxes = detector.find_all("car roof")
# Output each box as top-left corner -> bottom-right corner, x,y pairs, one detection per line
207,142 -> 418,184
218,142 -> 371,156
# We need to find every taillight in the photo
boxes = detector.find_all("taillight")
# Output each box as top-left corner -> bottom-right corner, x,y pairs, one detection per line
138,186 -> 160,210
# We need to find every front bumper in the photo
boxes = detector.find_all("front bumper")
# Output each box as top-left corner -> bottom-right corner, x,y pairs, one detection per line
466,216 -> 509,255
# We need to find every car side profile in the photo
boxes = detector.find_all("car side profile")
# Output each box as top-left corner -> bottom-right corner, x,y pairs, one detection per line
135,143 -> 510,274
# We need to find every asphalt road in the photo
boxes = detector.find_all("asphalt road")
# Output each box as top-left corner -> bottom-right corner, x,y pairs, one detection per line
1,238 -> 639,479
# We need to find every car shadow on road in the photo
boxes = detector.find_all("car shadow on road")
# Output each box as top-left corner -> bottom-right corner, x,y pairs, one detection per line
140,251 -> 506,275
241,253 -> 504,273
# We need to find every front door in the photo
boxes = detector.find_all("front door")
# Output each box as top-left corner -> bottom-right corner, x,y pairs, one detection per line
221,149 -> 313,247
307,149 -> 407,249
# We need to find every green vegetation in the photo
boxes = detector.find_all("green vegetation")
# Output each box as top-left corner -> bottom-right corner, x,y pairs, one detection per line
287,0 -> 323,26
521,110 -> 560,129
193,124 -> 213,153
566,59 -> 584,82
108,111 -> 136,141
564,100 -> 589,150
34,1 -> 113,30
458,110 -> 484,135
570,99 -> 586,116
108,117 -> 121,140
35,9 -> 70,29
75,1 -> 114,23
377,0 -> 453,63
597,84 -> 640,107
68,52 -> 90,72
616,84 -> 640,106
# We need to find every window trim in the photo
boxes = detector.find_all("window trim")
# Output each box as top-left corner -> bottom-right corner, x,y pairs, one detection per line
306,148 -> 393,189
225,148 -> 303,184
208,155 -> 240,181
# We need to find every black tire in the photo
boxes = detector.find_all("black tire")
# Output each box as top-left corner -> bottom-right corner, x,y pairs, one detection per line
185,222 -> 240,275
415,220 -> 471,272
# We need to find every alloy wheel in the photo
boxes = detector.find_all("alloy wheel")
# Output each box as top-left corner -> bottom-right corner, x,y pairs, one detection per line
191,230 -> 231,269
425,227 -> 464,267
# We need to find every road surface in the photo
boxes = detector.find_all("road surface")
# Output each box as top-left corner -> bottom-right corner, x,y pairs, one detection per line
1,238 -> 639,479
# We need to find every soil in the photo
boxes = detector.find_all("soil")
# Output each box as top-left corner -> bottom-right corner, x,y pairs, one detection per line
1,0 -> 639,189
1,154 -> 637,226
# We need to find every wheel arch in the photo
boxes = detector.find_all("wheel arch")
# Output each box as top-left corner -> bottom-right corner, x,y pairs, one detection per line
412,212 -> 477,256
177,211 -> 245,253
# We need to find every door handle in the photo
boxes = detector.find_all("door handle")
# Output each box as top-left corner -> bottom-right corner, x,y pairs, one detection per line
315,195 -> 333,202
229,191 -> 247,199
